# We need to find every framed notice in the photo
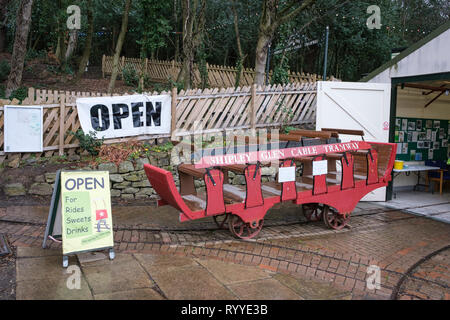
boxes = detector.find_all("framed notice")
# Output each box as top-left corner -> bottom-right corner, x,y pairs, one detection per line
4,105 -> 43,152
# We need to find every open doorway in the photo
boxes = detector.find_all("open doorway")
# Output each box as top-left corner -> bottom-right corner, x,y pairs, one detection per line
386,72 -> 450,223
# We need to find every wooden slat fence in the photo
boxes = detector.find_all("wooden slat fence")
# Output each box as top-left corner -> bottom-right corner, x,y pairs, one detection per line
0,83 -> 316,164
102,55 -> 329,88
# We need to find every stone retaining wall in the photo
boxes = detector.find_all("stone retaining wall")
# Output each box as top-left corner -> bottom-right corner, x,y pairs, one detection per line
2,151 -> 280,201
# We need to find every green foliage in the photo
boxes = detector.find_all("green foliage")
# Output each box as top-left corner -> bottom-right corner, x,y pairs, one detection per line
69,130 -> 104,156
271,57 -> 290,85
123,64 -> 139,87
168,78 -> 184,91
234,57 -> 244,88
4,87 -> 28,102
0,61 -> 10,82
25,49 -> 47,61
143,141 -> 173,154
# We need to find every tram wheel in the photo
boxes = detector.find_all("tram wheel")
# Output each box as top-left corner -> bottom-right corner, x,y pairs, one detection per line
323,205 -> 350,230
228,215 -> 263,240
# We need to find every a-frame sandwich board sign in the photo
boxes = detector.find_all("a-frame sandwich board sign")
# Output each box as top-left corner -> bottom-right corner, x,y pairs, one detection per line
43,170 -> 115,267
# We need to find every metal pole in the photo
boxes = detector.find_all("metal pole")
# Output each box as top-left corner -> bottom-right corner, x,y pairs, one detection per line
323,26 -> 329,80
265,44 -> 271,85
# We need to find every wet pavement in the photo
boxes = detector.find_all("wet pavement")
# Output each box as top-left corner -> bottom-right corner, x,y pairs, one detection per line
1,199 -> 450,300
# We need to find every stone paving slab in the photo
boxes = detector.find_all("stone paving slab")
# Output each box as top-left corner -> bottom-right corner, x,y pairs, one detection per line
194,258 -> 273,285
148,264 -> 238,300
273,273 -> 352,300
17,247 -> 60,258
227,278 -> 302,300
94,288 -> 164,300
134,252 -> 197,272
82,254 -> 154,295
16,277 -> 93,300
16,255 -> 78,281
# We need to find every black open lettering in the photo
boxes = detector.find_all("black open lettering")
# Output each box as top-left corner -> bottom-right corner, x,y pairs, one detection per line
132,102 -> 144,127
112,104 -> 129,129
90,104 -> 110,131
146,101 -> 161,127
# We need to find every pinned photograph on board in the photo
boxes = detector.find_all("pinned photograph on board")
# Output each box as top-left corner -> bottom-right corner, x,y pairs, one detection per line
398,131 -> 404,142
417,141 -> 425,149
443,140 -> 448,148
395,119 -> 401,130
402,119 -> 408,131
418,132 -> 427,141
433,142 -> 440,150
410,150 -> 416,161
426,129 -> 432,140
434,120 -> 441,129
402,143 -> 408,154
416,120 -> 422,131
408,121 -> 416,131
428,149 -> 434,160
407,132 -> 412,142
426,120 -> 433,128
415,152 -> 422,161
423,141 -> 430,149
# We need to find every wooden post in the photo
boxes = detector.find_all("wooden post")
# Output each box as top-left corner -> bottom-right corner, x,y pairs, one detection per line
59,93 -> 66,156
171,86 -> 177,140
250,84 -> 257,133
102,55 -> 105,78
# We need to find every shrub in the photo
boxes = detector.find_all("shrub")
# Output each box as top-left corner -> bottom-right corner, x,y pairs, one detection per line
69,130 -> 104,156
122,64 -> 139,87
8,87 -> 28,102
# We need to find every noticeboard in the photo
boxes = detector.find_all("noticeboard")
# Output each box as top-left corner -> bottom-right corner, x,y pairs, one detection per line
43,170 -> 114,256
395,117 -> 449,161
4,105 -> 43,152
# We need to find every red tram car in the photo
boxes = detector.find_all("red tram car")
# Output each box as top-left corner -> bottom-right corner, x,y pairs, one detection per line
143,129 -> 396,240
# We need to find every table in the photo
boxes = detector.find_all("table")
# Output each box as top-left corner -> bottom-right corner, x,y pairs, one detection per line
393,165 -> 441,197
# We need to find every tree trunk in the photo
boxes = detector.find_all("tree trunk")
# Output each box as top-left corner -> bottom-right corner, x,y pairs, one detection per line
5,0 -> 33,98
76,0 -> 93,80
108,0 -> 132,94
177,0 -> 206,89
253,0 -> 316,85
65,29 -> 78,61
173,0 -> 180,61
0,0 -> 11,52
254,33 -> 271,86
231,0 -> 246,87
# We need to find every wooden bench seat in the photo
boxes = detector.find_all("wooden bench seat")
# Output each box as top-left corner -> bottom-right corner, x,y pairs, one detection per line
178,164 -> 206,178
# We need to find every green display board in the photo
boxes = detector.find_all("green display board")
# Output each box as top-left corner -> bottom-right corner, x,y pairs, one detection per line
395,117 -> 449,161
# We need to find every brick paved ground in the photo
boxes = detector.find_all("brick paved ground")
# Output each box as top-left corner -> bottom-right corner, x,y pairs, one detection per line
0,202 -> 449,300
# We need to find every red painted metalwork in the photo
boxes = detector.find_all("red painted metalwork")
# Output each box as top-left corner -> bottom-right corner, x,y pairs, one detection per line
244,163 -> 264,208
143,137 -> 397,240
367,149 -> 379,185
341,152 -> 355,190
312,155 -> 327,195
204,169 -> 226,216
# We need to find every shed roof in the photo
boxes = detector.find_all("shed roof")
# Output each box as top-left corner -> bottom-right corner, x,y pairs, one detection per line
361,21 -> 450,82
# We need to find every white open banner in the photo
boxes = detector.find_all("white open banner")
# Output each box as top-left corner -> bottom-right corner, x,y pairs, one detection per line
76,94 -> 171,139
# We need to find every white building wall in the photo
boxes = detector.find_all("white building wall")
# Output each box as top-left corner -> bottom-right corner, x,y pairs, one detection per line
369,29 -> 450,83
368,27 -> 450,189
